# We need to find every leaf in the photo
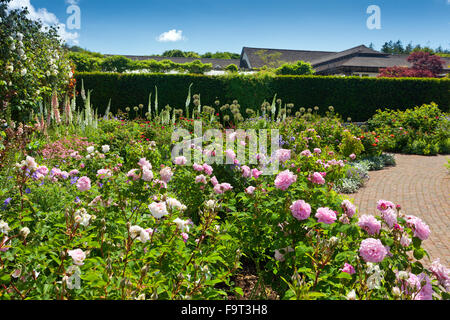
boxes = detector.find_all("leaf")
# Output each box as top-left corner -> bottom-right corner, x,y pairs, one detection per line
234,287 -> 244,297
336,272 -> 352,280
412,237 -> 422,249
413,248 -> 425,260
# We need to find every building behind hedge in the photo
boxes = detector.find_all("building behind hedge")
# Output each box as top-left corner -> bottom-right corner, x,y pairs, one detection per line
112,45 -> 450,77
240,45 -> 450,77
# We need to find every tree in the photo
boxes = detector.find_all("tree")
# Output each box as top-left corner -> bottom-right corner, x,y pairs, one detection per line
407,51 -> 445,76
275,61 -> 315,75
378,66 -> 433,78
101,56 -> 133,73
225,64 -> 239,73
0,0 -> 73,120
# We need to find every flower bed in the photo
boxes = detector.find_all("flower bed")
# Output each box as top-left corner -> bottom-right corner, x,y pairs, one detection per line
0,102 -> 449,300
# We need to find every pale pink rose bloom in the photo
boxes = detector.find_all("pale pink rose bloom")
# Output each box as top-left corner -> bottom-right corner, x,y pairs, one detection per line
341,200 -> 356,218
313,148 -> 321,155
96,169 -> 112,179
415,273 -> 433,300
349,154 -> 356,160
141,167 -> 154,182
195,175 -> 207,184
202,164 -> 213,176
138,158 -> 152,170
193,163 -> 204,172
315,207 -> 337,224
148,202 -> 169,219
160,167 -> 174,183
358,215 -> 381,235
274,170 -> 297,191
429,259 -> 450,291
359,238 -> 387,263
290,200 -> 311,221
275,149 -> 291,163
181,233 -> 189,243
400,234 -> 412,247
310,172 -> 325,185
300,150 -> 312,157
36,166 -> 49,176
127,169 -> 141,181
405,215 -> 431,240
241,165 -> 252,178
211,176 -> 219,186
245,186 -> 256,194
252,168 -> 263,179
174,156 -> 187,166
341,263 -> 355,275
381,208 -> 397,228
214,183 -> 233,194
225,149 -> 236,161
68,248 -> 86,266
76,177 -> 91,192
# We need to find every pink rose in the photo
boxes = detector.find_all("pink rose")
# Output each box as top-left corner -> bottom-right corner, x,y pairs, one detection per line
76,176 -> 91,192
275,149 -> 291,163
341,263 -> 355,275
241,165 -> 252,178
96,169 -> 112,179
193,163 -> 204,172
245,186 -> 256,195
358,215 -> 381,235
359,238 -> 387,263
160,167 -> 173,183
202,163 -> 213,176
252,168 -> 263,179
274,170 -> 297,191
310,172 -> 325,185
127,169 -> 141,181
290,200 -> 311,221
405,215 -> 430,240
211,176 -> 219,186
341,200 -> 356,218
315,207 -> 337,224
195,175 -> 207,184
174,156 -> 187,166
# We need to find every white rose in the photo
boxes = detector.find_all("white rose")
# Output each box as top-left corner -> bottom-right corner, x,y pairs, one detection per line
20,227 -> 30,239
68,249 -> 86,266
173,218 -> 190,233
101,145 -> 110,153
21,68 -> 27,76
148,202 -> 169,219
347,290 -> 357,300
86,146 -> 95,154
0,220 -> 11,235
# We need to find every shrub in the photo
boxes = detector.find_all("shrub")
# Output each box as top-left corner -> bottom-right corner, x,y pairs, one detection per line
74,73 -> 450,122
275,61 -> 315,75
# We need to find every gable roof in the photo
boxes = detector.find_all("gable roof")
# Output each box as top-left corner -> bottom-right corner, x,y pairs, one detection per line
309,45 -> 389,67
241,47 -> 335,69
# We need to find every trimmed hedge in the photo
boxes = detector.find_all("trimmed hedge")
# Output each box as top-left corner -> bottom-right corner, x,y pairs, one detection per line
75,73 -> 450,121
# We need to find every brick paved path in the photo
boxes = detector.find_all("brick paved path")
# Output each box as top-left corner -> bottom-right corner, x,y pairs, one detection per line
347,154 -> 450,266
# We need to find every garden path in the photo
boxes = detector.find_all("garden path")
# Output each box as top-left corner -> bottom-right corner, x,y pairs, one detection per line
347,154 -> 450,266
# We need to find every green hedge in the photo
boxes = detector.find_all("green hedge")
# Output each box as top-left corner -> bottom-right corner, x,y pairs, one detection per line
75,73 -> 450,121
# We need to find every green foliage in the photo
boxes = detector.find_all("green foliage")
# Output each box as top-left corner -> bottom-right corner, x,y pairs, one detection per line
0,0 -> 73,120
74,72 -> 450,122
368,103 -> 450,155
275,61 -> 315,76
225,64 -> 239,73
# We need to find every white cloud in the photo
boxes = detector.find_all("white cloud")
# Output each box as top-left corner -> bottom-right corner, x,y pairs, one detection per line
8,0 -> 79,45
157,29 -> 185,42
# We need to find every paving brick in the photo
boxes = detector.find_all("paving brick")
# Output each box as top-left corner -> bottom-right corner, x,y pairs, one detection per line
346,154 -> 450,266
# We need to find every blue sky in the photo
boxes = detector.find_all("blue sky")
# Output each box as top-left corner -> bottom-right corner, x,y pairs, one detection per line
10,0 -> 450,55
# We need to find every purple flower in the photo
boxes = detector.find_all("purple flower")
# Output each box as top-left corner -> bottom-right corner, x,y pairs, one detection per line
4,198 -> 12,206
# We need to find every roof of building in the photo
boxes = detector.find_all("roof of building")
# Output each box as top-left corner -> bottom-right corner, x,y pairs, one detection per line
240,47 -> 335,69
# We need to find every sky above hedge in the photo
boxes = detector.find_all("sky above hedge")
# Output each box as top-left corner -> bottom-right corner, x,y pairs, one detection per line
11,0 -> 450,55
